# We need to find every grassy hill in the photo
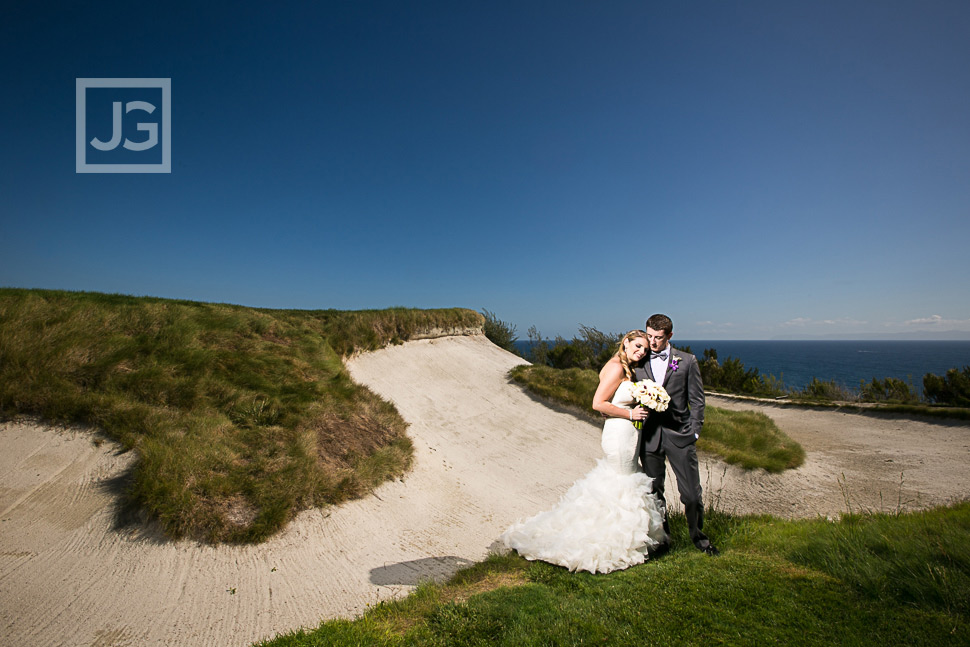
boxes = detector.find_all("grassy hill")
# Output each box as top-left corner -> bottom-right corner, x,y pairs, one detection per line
0,288 -> 482,543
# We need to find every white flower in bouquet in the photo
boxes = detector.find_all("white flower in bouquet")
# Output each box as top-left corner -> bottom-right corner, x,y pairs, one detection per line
630,379 -> 670,429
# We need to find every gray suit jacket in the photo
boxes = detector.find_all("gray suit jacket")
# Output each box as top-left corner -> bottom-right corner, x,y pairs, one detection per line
634,347 -> 705,452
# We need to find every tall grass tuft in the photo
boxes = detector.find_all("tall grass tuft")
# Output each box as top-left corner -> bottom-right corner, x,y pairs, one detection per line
0,288 -> 482,542
740,502 -> 970,616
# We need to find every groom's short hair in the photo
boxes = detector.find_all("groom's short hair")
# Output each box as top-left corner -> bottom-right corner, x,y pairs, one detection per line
645,314 -> 673,335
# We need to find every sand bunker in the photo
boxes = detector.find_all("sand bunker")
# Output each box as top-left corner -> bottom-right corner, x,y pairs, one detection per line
2,334 -> 968,646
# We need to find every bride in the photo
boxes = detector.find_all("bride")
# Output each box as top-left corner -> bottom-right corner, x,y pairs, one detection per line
501,330 -> 668,574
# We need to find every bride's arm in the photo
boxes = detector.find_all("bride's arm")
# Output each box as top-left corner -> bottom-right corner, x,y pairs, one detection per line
591,359 -> 648,422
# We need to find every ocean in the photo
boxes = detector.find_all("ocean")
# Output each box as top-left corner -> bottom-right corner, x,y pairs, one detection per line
514,340 -> 970,393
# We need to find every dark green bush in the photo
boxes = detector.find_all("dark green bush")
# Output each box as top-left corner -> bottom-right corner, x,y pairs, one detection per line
480,309 -> 517,352
860,377 -> 919,404
522,325 -> 620,371
803,377 -> 855,401
924,367 -> 970,406
699,349 -> 786,398
523,325 -> 549,365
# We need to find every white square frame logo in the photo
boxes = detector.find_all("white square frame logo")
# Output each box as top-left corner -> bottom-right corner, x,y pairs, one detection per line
76,78 -> 171,173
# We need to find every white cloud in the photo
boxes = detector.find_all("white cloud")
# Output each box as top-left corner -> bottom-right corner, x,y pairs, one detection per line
906,314 -> 944,326
904,315 -> 970,328
782,317 -> 813,326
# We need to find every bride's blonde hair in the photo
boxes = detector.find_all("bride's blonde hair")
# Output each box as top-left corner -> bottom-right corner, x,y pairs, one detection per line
616,329 -> 648,381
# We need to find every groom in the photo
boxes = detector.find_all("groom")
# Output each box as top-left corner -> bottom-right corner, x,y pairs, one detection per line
634,314 -> 718,556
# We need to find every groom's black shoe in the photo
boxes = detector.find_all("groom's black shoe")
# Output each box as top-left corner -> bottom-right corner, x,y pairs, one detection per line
650,542 -> 671,557
701,544 -> 720,557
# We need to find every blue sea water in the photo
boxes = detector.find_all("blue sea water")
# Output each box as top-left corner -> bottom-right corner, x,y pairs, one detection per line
514,340 -> 970,393
677,340 -> 970,393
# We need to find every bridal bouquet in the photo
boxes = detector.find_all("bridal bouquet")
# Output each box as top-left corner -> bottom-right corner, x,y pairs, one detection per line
630,379 -> 670,430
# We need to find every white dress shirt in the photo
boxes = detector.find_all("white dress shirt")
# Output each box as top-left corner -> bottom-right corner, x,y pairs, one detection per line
649,343 -> 671,383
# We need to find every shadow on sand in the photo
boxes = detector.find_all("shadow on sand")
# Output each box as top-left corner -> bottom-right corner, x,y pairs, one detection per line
369,556 -> 476,586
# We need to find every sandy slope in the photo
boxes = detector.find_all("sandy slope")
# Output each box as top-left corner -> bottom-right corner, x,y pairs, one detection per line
701,395 -> 970,518
2,334 -> 968,647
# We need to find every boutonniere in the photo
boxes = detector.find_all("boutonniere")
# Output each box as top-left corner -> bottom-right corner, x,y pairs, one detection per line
670,356 -> 681,372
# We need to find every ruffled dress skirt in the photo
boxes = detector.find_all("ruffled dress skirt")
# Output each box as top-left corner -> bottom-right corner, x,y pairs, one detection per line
501,460 -> 666,573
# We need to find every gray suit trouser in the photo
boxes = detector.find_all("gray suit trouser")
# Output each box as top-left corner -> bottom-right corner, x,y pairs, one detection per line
641,433 -> 710,550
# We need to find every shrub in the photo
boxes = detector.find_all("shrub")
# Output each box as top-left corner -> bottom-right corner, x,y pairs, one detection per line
523,325 -> 549,365
803,377 -> 855,401
527,326 -> 621,371
480,309 -> 517,352
575,324 -> 620,368
923,367 -> 970,406
700,352 -> 785,398
860,377 -> 919,404
547,340 -> 590,370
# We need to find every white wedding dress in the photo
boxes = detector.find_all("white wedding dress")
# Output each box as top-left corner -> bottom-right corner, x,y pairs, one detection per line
501,380 -> 668,574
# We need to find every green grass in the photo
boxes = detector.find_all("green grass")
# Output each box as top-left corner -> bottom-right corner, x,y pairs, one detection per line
255,502 -> 970,646
736,504 -> 970,617
0,288 -> 482,543
714,390 -> 970,423
871,403 -> 970,421
787,398 -> 970,422
509,364 -> 805,472
508,365 -> 601,418
700,407 -> 805,472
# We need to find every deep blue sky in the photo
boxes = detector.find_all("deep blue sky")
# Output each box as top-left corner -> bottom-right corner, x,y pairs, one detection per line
2,1 -> 968,339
